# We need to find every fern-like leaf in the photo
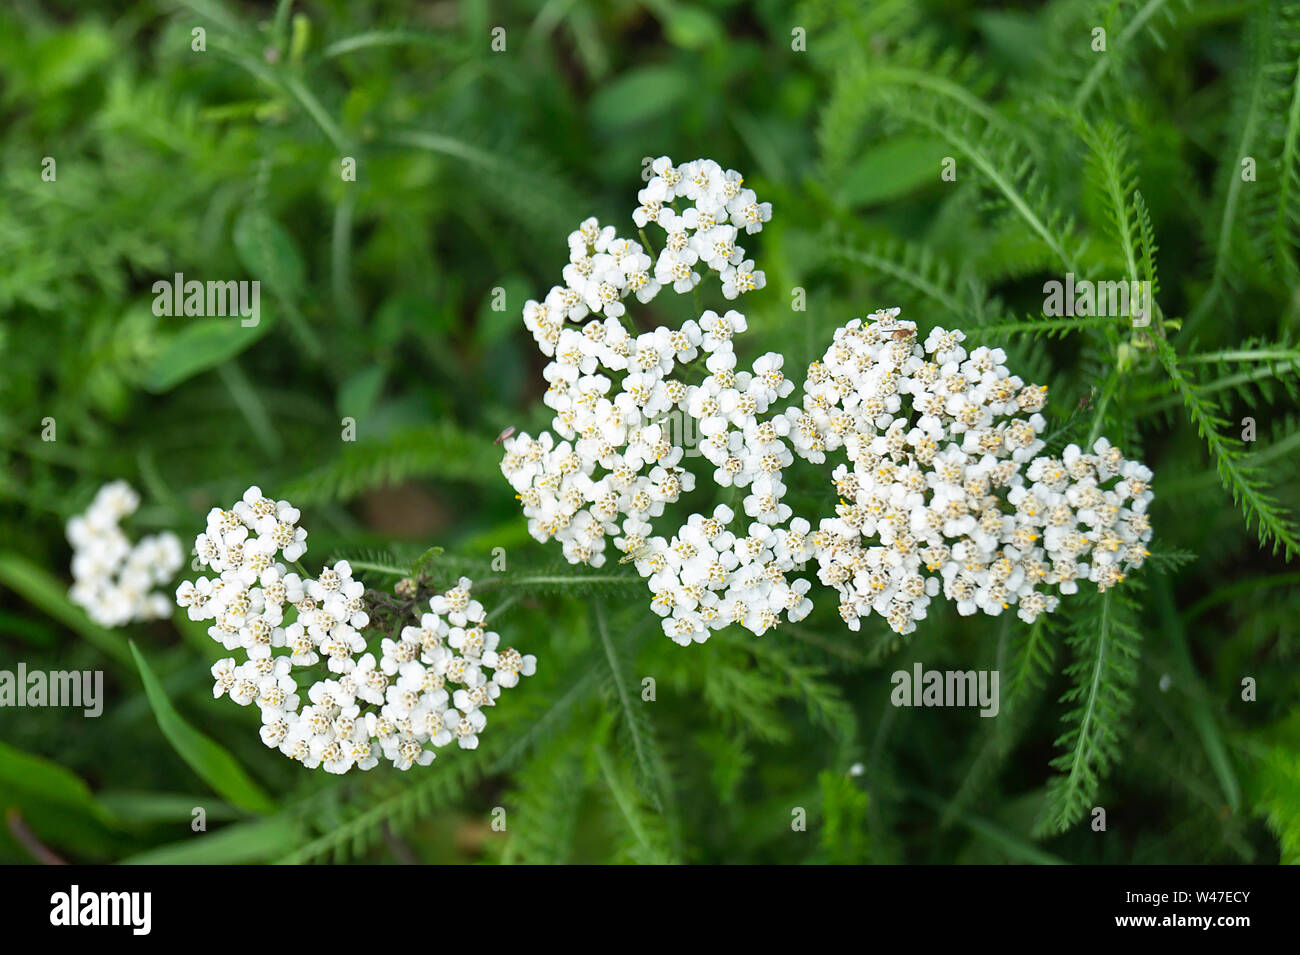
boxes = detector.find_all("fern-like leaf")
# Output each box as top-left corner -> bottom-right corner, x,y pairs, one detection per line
1036,585 -> 1144,835
284,422 -> 501,504
1154,336 -> 1300,559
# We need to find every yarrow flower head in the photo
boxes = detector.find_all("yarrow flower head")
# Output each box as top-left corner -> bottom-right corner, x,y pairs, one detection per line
176,486 -> 535,773
501,158 -> 816,641
503,158 -> 812,646
522,157 -> 767,358
67,481 -> 183,626
792,311 -> 1155,634
501,158 -> 1155,646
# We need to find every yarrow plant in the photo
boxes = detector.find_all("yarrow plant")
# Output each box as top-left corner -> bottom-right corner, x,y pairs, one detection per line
66,481 -> 183,627
501,158 -> 1156,643
175,486 -> 535,773
17,1 -> 1299,867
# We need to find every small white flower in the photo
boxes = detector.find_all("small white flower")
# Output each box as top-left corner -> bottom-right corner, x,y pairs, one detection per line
66,482 -> 184,627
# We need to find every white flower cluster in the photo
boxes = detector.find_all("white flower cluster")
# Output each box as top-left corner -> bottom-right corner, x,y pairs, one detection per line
522,156 -> 769,356
66,481 -> 182,626
503,159 -> 817,646
176,487 -> 535,773
502,159 -> 1156,646
792,311 -> 1155,633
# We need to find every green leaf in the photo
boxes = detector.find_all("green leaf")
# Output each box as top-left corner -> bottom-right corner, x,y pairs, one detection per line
0,552 -> 131,667
662,7 -> 724,50
121,817 -> 303,864
0,741 -> 119,858
98,790 -> 240,825
974,11 -> 1043,71
0,740 -> 115,826
837,135 -> 945,206
590,66 -> 689,128
411,545 -> 446,578
282,421 -> 502,504
29,25 -> 116,94
138,314 -> 275,393
818,770 -> 870,863
129,641 -> 276,815
0,609 -> 56,649
1151,574 -> 1241,811
1242,709 -> 1300,864
1036,587 -> 1143,835
337,364 -> 387,420
233,208 -> 306,302
275,756 -> 484,863
594,605 -> 673,819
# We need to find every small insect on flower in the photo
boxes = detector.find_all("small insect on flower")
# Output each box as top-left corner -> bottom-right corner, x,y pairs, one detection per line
494,426 -> 517,445
619,542 -> 654,564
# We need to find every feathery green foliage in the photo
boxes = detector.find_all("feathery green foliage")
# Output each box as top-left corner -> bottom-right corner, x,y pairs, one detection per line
1038,587 -> 1144,835
2,0 -> 1298,866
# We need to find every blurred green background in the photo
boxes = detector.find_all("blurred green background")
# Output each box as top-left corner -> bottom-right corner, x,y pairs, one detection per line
1,0 -> 1298,864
